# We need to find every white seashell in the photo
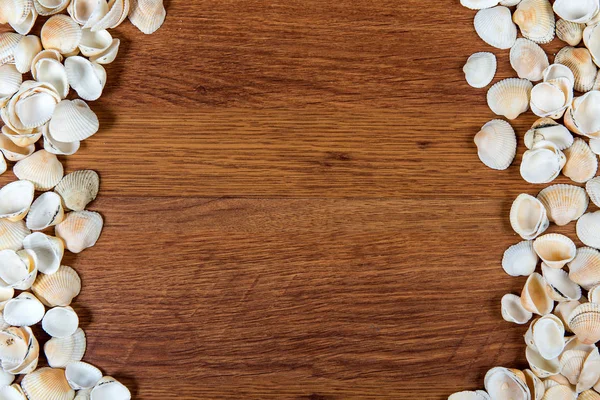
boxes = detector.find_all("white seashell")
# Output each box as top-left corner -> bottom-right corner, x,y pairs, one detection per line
49,99 -> 99,143
527,314 -> 565,360
55,211 -> 103,254
565,91 -> 600,138
584,23 -> 600,68
522,369 -> 544,400
65,362 -> 101,390
78,28 -> 112,57
586,177 -> 600,207
13,150 -> 64,191
588,284 -> 600,303
0,125 -> 40,150
42,306 -> 78,338
10,7 -> 37,36
34,58 -> 69,99
554,0 -> 600,24
68,0 -> 109,26
502,293 -> 533,324
0,249 -> 36,290
34,0 -> 70,16
510,194 -> 549,240
0,64 -> 22,105
530,78 -> 572,119
568,246 -> 600,290
21,367 -> 75,400
22,232 -> 63,275
554,300 -> 582,331
7,81 -> 60,130
90,376 -> 130,400
526,345 -> 560,378
2,292 -> 44,326
5,328 -> 39,374
543,64 -> 576,87
0,180 -> 35,222
31,265 -> 81,307
448,391 -> 490,400
524,119 -> 573,150
474,6 -> 517,49
460,0 -> 499,9
12,35 -> 40,74
0,135 -> 34,162
542,263 -> 581,302
75,389 -> 91,400
559,349 -> 587,385
0,219 -> 30,251
89,38 -> 119,64
41,14 -> 82,55
26,192 -> 65,231
484,367 -> 530,399
537,184 -> 588,226
510,38 -> 549,81
42,123 -> 80,156
521,141 -> 566,184
562,138 -> 598,183
577,347 -> 600,392
0,33 -> 22,66
0,385 -> 23,400
487,78 -> 532,120
65,56 -> 105,101
540,384 -> 576,399
30,49 -> 62,80
568,302 -> 600,344
557,19 -> 585,46
474,120 -> 516,170
590,137 -> 600,155
555,47 -> 598,93
513,0 -> 555,44
91,0 -> 129,31
55,170 -> 99,211
577,212 -> 600,251
129,0 -> 165,34
502,240 -> 538,277
44,328 -> 86,368
532,233 -> 575,269
521,272 -> 554,315
0,328 -> 28,365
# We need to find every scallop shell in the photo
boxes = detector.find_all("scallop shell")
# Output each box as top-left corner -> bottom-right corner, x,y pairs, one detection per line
9,7 -> 37,36
568,302 -> 600,344
65,56 -> 105,101
565,91 -> 600,138
513,0 -> 555,44
523,369 -> 544,400
1,124 -> 41,148
487,78 -> 532,120
41,15 -> 82,55
568,246 -> 600,289
2,292 -> 45,326
0,328 -> 29,364
537,184 -> 588,226
55,211 -> 103,254
3,80 -> 60,131
55,170 -> 99,212
577,212 -> 600,251
13,150 -> 64,191
12,35 -> 40,74
44,328 -> 86,368
25,192 -> 65,231
65,362 -> 101,390
0,64 -> 22,104
510,194 -> 549,240
588,284 -> 600,303
526,345 -> 560,378
542,264 -> 581,302
543,64 -> 576,87
484,367 -> 530,399
68,0 -> 109,26
530,78 -> 572,119
34,58 -> 69,99
0,219 -> 30,251
526,314 -> 565,360
49,99 -> 99,143
524,119 -> 573,151
554,0 -> 599,24
21,367 -> 75,400
31,265 -> 80,307
1,326 -> 38,375
555,47 -> 598,93
554,300 -> 582,332
556,20 -> 585,46
92,0 -> 129,31
584,24 -> 600,67
502,293 -> 533,324
580,391 -> 600,400
22,232 -> 63,275
521,272 -> 554,315
502,240 -> 538,277
0,180 -> 35,221
510,38 -> 549,81
129,0 -> 166,35
474,120 -> 516,170
42,306 -> 78,338
533,234 -> 576,269
34,0 -> 70,16
562,138 -> 598,183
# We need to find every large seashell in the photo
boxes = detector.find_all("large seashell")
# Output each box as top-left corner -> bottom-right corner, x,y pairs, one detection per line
502,293 -> 533,324
554,300 -> 582,332
0,135 -> 34,162
502,240 -> 538,277
0,64 -> 22,106
21,367 -> 75,400
49,99 -> 99,143
55,170 -> 99,212
474,120 -> 516,170
0,33 -> 22,66
26,192 -> 65,231
577,212 -> 600,251
526,346 -> 560,378
41,15 -> 82,55
65,56 -> 105,101
42,306 -> 78,338
55,211 -> 103,254
521,272 -> 554,315
12,35 -> 40,74
78,29 -> 112,57
0,180 -> 35,221
22,232 -> 63,275
540,384 -> 576,400
526,314 -> 565,360
474,6 -> 518,50
562,138 -> 598,183
533,234 -> 576,269
42,122 -> 80,156
510,38 -> 549,81
521,140 -> 566,184
556,19 -> 585,46
568,246 -> 600,289
513,0 -> 555,44
543,64 -> 576,87
564,91 -> 600,138
510,194 -> 549,240
34,58 -> 69,99
484,367 -> 530,399
0,249 -> 37,290
67,0 -> 109,26
31,265 -> 81,307
487,78 -> 532,120
588,178 -> 600,208
568,302 -> 600,344
13,150 -> 64,191
553,0 -> 600,24
0,385 -> 25,400
65,362 -> 101,390
0,219 -> 30,251
2,292 -> 44,326
555,47 -> 598,93
530,78 -> 573,119
44,328 -> 86,368
89,38 -> 119,64
542,264 -> 581,302
584,24 -> 600,67
129,0 -> 165,35
537,184 -> 588,226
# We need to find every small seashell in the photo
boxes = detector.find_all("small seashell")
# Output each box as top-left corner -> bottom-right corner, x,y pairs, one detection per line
568,302 -> 600,344
502,293 -> 533,324
484,367 -> 530,399
1,123 -> 41,148
577,347 -> 600,392
556,19 -> 585,46
89,38 -> 119,64
92,0 -> 129,31
49,99 -> 99,143
25,192 -> 65,231
12,35 -> 41,74
75,389 -> 91,400
521,272 -> 554,315
31,265 -> 81,307
0,249 -> 37,290
587,177 -> 600,208
129,0 -> 165,35
526,345 -> 560,378
554,300 -> 582,331
0,135 -> 34,162
562,138 -> 598,183
526,314 -> 565,360
559,349 -> 588,385
513,0 -> 555,44
42,123 -> 80,156
540,384 -> 576,400
3,80 -> 61,131
564,91 -> 600,138
0,64 -> 22,106
42,306 -> 78,338
460,0 -> 499,9
553,0 -> 600,24
0,33 -> 22,66
510,194 -> 549,240
588,284 -> 600,303
521,141 -> 566,184
474,120 -> 516,170
0,328 -> 29,364
530,78 -> 572,119
55,170 -> 99,212
590,137 -> 600,155
522,369 -> 544,400
577,212 -> 600,251
78,29 -> 112,57
525,119 -> 573,151
22,232 -> 63,275
34,58 -> 69,99
9,7 -> 37,36
542,264 -> 581,302
30,49 -> 63,80
0,180 -> 35,221
502,240 -> 538,277
537,184 -> 588,226
2,292 -> 45,326
13,150 -> 64,191
55,211 -> 103,254
90,376 -> 130,400
34,0 -> 70,16
533,234 -> 576,269
68,0 -> 109,26
555,47 -> 598,93
510,38 -> 549,81
580,390 -> 600,400
0,219 -> 30,251
543,64 -> 576,86
44,328 -> 86,368
41,14 -> 82,55
487,78 -> 532,120
1,326 -> 38,375
65,361 -> 101,390
21,367 -> 75,400
568,246 -> 600,289
65,56 -> 106,101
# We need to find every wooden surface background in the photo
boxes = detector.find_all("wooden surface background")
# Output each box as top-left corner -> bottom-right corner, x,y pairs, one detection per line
1,0 -> 588,398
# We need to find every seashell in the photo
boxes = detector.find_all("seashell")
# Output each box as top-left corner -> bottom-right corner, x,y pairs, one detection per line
12,35 -> 40,74
525,314 -> 565,360
578,347 -> 600,392
21,367 -> 75,400
90,376 -> 130,400
540,384 -> 576,400
560,349 -> 588,385
542,374 -> 570,389
0,249 -> 36,290
1,124 -> 41,148
129,0 -> 165,35
502,293 -> 533,324
5,327 -> 39,374
26,192 -> 65,231
502,240 -> 538,277
565,91 -> 600,138
577,212 -> 600,251
590,137 -> 600,155
463,52 -> 498,87
0,64 -> 22,105
5,81 -> 61,130
556,19 -> 585,46
75,389 -> 91,400
9,7 -> 37,36
584,24 -> 600,67
65,362 -> 101,390
521,140 -> 565,184
555,300 -> 582,331
0,135 -> 34,162
0,33 -> 22,66
34,58 -> 69,99
567,302 -> 600,344
589,284 -> 600,303
92,0 -> 129,31
526,346 -> 560,378
474,7 -> 518,50
55,211 -> 103,254
460,0 -> 499,9
33,0 -> 70,15
555,47 -> 598,93
41,15 -> 83,55
49,99 -> 99,143
0,328 -> 28,364
568,246 -> 600,289
580,391 -> 600,400
65,56 -> 105,101
30,49 -> 63,80
31,265 -> 81,307
537,184 -> 588,226
484,367 -> 530,400
530,78 -> 573,120
543,64 -> 576,87
523,369 -> 544,400
522,272 -> 554,315
510,194 -> 549,240
513,0 -> 555,44
78,29 -> 112,57
533,234 -> 576,269
68,0 -> 109,27
553,0 -> 600,24
474,120 -> 516,170
13,150 -> 64,191
42,306 -> 78,338
0,219 -> 30,251
563,334 -> 596,353
0,180 -> 35,221
542,264 -> 581,302
0,286 -> 14,302
510,39 -> 549,81
487,78 -> 532,120
562,138 -> 598,183
2,292 -> 44,326
0,385 -> 25,400
448,391 -> 490,400
42,123 -> 80,156
55,170 -> 99,212
44,328 -> 86,368
89,38 -> 119,64
22,232 -> 63,275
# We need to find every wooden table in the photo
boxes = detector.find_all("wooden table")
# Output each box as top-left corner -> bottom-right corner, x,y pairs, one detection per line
1,1 -> 586,398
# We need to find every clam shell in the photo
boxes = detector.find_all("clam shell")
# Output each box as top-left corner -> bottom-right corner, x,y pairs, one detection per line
34,58 -> 69,99
527,314 -> 565,360
5,327 -> 39,374
22,232 -> 63,275
65,362 -> 101,390
49,99 -> 99,143
543,64 -> 576,87
42,123 -> 80,156
33,0 -> 70,16
568,246 -> 600,289
0,328 -> 28,364
78,29 -> 112,57
75,389 -> 91,400
30,49 -> 63,80
580,391 -> 600,400
12,35 -> 40,74
555,47 -> 598,93
55,211 -> 103,254
562,138 -> 598,183
577,212 -> 600,251
522,272 -> 554,315
0,180 -> 35,221
5,80 -> 60,131
0,385 -> 24,400
13,150 -> 64,191
474,119 -> 516,170
540,384 -> 576,399
510,194 -> 549,240
31,265 -> 81,307
129,0 -> 165,34
42,306 -> 78,338
487,78 -> 532,120
553,0 -> 599,24
0,33 -> 22,66
568,302 -> 600,344
502,240 -> 538,277
9,7 -> 37,36
590,137 -> 600,155
530,78 -> 572,119
0,64 -> 22,103
526,345 -> 560,378
68,0 -> 109,26
0,249 -> 36,290
589,284 -> 600,303
0,134 -> 34,162
533,234 -> 576,269
484,367 -> 530,399
565,91 -> 600,138
65,56 -> 105,101
578,347 -> 600,392
556,20 -> 585,46
44,328 -> 86,368
89,38 -> 119,64
542,264 -> 582,302
21,367 -> 75,400
26,192 -> 65,231
41,14 -> 82,54
448,391 -> 490,400
502,293 -> 533,324
0,219 -> 30,251
524,119 -> 573,151
513,0 -> 555,44
55,170 -> 99,212
510,38 -> 549,81
92,0 -> 129,31
1,124 -> 41,148
560,349 -> 588,385
584,23 -> 600,67
537,184 -> 588,226
2,292 -> 44,326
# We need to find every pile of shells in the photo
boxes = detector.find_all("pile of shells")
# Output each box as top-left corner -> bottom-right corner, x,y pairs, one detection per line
455,0 -> 600,399
0,0 -> 166,398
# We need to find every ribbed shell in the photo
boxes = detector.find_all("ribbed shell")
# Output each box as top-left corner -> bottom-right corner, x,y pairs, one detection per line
487,78 -> 532,120
569,246 -> 600,289
474,120 -> 516,170
540,384 -> 576,400
0,219 -> 30,251
555,47 -> 598,93
21,367 -> 74,400
502,240 -> 538,277
92,0 -> 129,30
90,376 -> 131,400
562,139 -> 597,184
577,212 -> 600,251
553,0 -> 599,24
568,302 -> 600,344
49,100 -> 99,143
44,328 -> 86,368
0,33 -> 23,65
537,184 -> 588,226
55,211 -> 103,253
510,38 -> 549,81
41,15 -> 82,54
521,272 -> 554,315
586,177 -> 600,207
33,0 -> 70,16
524,119 -> 573,150
0,65 -> 22,99
55,170 -> 99,211
512,0 -> 555,44
13,150 -> 64,191
556,19 -> 584,46
129,0 -> 166,34
32,265 -> 81,307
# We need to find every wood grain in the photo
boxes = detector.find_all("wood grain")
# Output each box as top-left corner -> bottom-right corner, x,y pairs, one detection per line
0,0 -> 585,398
